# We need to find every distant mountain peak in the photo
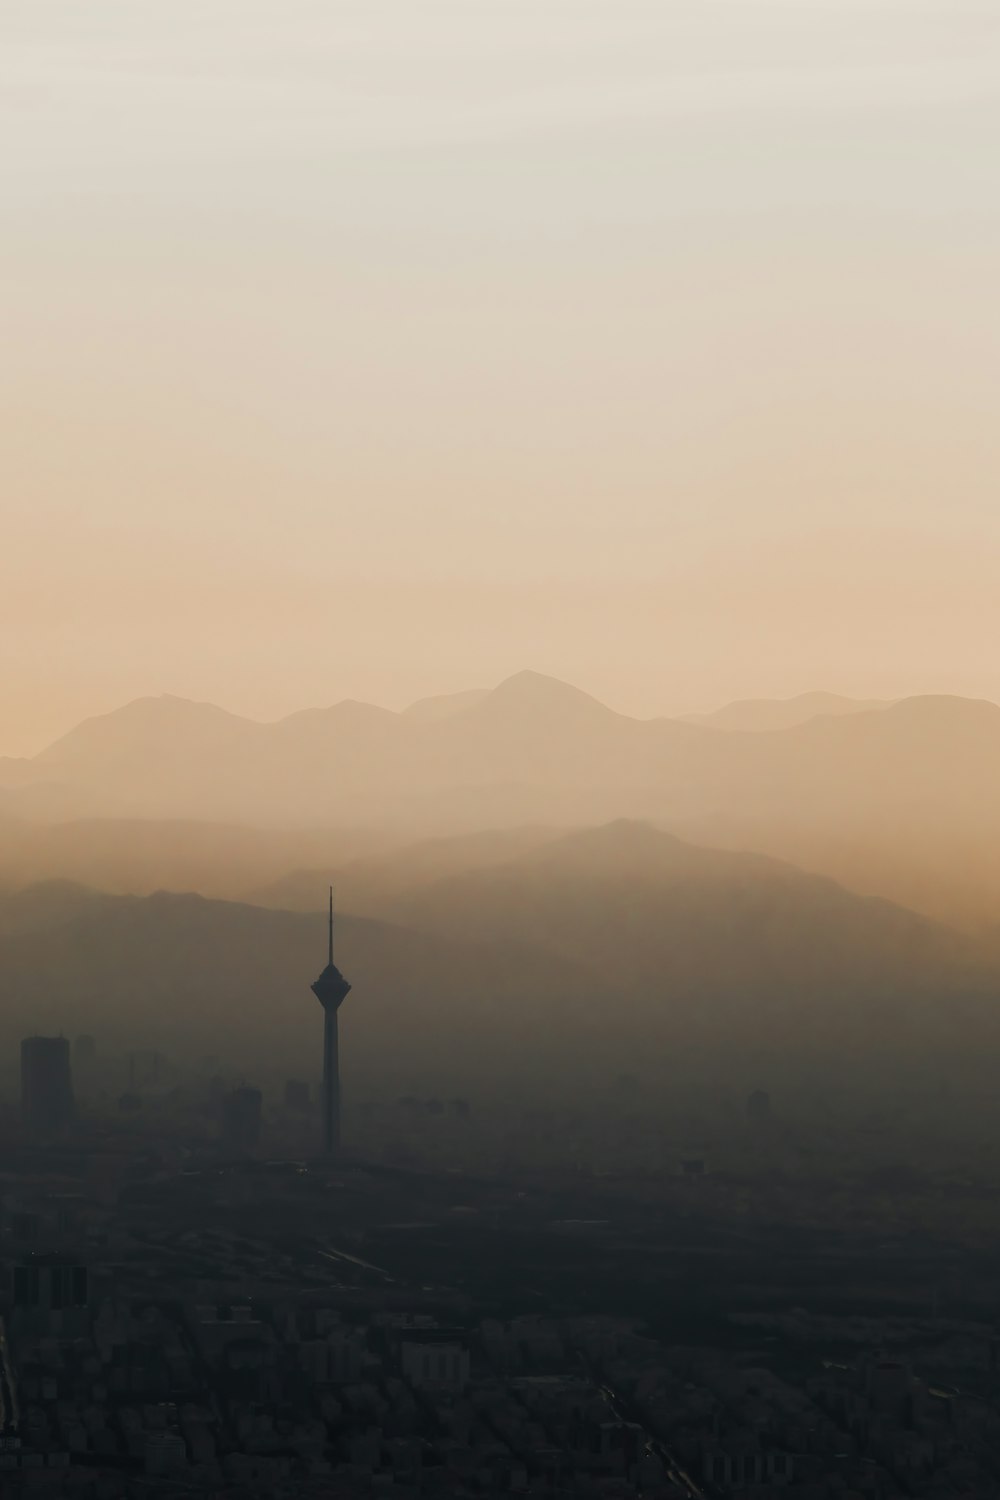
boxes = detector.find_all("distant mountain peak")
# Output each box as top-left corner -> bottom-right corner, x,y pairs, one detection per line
476,671 -> 619,719
276,699 -> 399,729
496,669 -> 587,693
36,694 -> 256,766
883,693 -> 1000,720
521,818 -> 698,873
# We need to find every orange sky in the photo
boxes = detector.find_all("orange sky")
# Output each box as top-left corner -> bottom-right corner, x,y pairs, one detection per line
3,2 -> 1000,755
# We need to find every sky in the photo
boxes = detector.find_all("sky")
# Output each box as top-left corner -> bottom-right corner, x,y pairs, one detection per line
3,0 -> 1000,755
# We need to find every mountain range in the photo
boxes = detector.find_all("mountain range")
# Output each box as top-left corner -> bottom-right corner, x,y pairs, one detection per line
3,673 -> 1000,926
1,823 -> 997,1104
679,691 -> 892,733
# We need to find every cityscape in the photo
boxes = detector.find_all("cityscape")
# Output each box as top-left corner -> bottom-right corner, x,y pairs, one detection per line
5,851 -> 1000,1498
5,1 -> 1000,1496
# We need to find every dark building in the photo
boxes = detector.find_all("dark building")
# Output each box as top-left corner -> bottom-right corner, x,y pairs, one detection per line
222,1086 -> 263,1153
13,1254 -> 89,1312
20,1035 -> 75,1132
311,889 -> 352,1155
398,1329 -> 471,1392
11,1253 -> 91,1339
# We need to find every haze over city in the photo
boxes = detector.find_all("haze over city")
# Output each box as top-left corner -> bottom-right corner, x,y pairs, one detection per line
4,5 -> 1000,1498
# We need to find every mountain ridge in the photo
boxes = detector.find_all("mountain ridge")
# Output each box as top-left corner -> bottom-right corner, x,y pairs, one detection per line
2,829 -> 997,1098
5,679 -> 1000,928
681,691 -> 893,733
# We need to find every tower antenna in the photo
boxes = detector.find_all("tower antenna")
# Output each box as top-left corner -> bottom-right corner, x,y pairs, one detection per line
312,884 -> 352,1155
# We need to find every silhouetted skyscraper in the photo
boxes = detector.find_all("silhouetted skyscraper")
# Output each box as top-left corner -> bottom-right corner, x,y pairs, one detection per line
12,1253 -> 90,1338
311,889 -> 352,1155
14,1254 -> 89,1312
20,1036 -> 75,1133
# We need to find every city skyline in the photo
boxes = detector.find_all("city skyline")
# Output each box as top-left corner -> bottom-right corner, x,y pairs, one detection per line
4,5 -> 1000,1495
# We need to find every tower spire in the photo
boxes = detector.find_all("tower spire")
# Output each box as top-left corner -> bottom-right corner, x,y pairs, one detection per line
328,885 -> 334,967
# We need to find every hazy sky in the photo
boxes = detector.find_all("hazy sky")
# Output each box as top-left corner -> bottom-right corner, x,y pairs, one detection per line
4,1 -> 1000,754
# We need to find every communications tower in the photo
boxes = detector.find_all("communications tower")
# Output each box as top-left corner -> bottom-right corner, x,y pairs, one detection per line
311,888 -> 352,1155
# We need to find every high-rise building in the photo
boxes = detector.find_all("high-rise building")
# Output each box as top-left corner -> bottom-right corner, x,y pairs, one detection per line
20,1036 -> 75,1133
144,1433 -> 188,1477
12,1252 -> 91,1337
13,1254 -> 88,1312
311,889 -> 352,1155
399,1332 -> 471,1393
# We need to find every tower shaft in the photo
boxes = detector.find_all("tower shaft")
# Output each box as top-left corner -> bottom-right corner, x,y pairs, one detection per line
322,1006 -> 340,1155
312,886 -> 350,1158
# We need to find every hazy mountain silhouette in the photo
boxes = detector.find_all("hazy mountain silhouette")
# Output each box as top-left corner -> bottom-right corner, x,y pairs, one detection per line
0,879 -> 119,938
36,693 -> 257,771
0,673 -> 712,825
252,826 -> 564,914
0,813 -> 395,902
402,688 -> 490,722
0,882 -> 598,1085
660,694 -> 1000,829
17,679 -> 997,835
2,832 -> 997,1095
681,691 -> 892,733
0,757 -> 44,787
6,678 -> 1000,926
6,697 -> 262,821
383,821 -> 980,996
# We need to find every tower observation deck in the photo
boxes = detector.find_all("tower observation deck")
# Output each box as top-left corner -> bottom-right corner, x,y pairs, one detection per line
311,888 -> 352,1155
